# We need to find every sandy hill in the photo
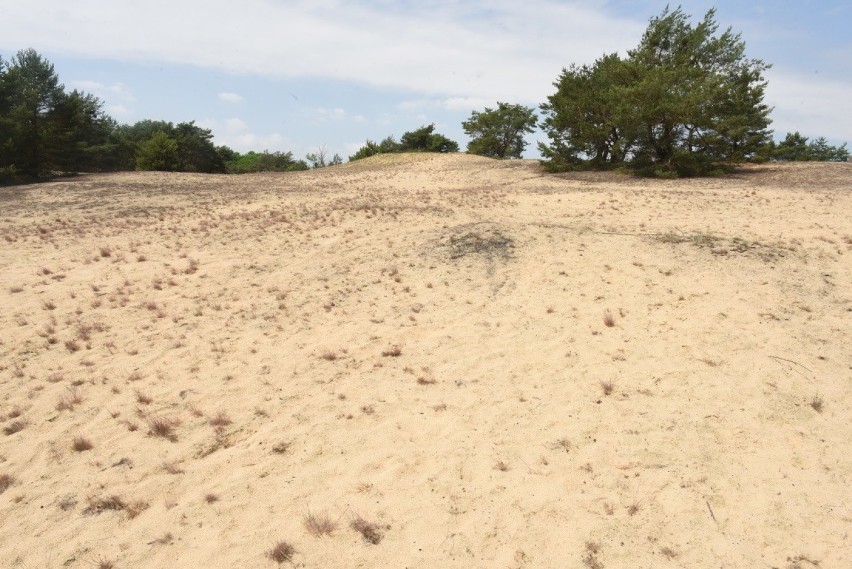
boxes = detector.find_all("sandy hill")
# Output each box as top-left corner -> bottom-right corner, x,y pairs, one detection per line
0,154 -> 850,568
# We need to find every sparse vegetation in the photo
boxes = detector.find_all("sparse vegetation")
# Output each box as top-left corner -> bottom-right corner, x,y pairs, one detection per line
382,345 -> 402,357
0,473 -> 14,494
810,394 -> 824,413
147,416 -> 179,441
304,511 -> 337,537
268,540 -> 295,563
71,436 -> 93,452
3,420 -> 26,436
350,515 -> 385,544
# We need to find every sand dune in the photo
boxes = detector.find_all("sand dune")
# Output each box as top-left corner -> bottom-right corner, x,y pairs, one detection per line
1,154 -> 850,568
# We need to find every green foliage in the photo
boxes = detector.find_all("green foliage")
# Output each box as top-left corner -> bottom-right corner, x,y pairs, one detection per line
771,132 -> 849,162
2,48 -> 66,176
348,126 -> 458,161
540,7 -> 772,176
348,136 -> 401,161
49,90 -> 117,172
462,102 -> 537,159
399,124 -> 459,153
226,150 -> 308,173
135,131 -> 179,171
110,120 -> 226,173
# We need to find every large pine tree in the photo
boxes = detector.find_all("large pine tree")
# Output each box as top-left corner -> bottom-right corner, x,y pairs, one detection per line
540,7 -> 772,176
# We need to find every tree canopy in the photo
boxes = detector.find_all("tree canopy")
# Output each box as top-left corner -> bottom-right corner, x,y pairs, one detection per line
539,7 -> 774,176
349,124 -> 459,161
768,132 -> 849,162
462,102 -> 537,159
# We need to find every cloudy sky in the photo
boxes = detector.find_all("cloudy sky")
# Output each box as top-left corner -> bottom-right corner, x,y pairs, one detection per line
3,1 -> 850,159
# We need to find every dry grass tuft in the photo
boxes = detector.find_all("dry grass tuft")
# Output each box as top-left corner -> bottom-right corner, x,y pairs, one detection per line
0,473 -> 15,494
3,420 -> 26,436
204,493 -> 219,504
350,515 -> 385,544
381,345 -> 402,357
304,511 -> 337,537
320,349 -> 339,361
660,546 -> 678,559
84,495 -> 127,515
134,390 -> 153,405
627,500 -> 641,516
810,394 -> 824,413
147,416 -> 180,441
71,436 -> 94,452
599,380 -> 615,396
268,540 -> 295,564
56,387 -> 83,411
603,310 -> 616,327
208,411 -> 232,428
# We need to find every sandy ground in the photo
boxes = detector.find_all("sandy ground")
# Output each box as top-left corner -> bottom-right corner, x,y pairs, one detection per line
0,154 -> 850,569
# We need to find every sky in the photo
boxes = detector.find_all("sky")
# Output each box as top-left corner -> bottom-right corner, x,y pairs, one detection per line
3,1 -> 850,160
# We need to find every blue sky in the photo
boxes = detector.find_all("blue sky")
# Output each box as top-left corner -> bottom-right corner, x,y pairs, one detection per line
3,1 -> 850,160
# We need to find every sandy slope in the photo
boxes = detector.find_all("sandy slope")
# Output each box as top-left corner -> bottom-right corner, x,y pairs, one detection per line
0,154 -> 850,568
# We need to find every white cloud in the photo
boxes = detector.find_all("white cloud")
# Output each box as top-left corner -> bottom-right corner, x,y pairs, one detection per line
198,118 -> 292,152
106,104 -> 133,119
69,80 -> 136,118
765,69 -> 852,143
218,92 -> 243,103
70,80 -> 136,102
2,0 -> 642,104
314,107 -> 345,122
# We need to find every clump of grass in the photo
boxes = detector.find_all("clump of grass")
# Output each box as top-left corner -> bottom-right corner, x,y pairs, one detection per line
83,495 -> 126,515
304,511 -> 337,537
320,349 -> 339,361
268,540 -> 296,563
627,500 -> 641,516
72,436 -> 94,452
381,345 -> 402,357
660,547 -> 678,559
65,339 -> 82,352
209,411 -> 232,428
56,387 -> 83,411
204,493 -> 219,504
350,515 -> 385,544
147,416 -> 180,441
583,541 -> 604,569
135,390 -> 153,405
3,420 -> 26,436
0,473 -> 15,494
810,394 -> 824,413
599,380 -> 615,396
603,310 -> 615,327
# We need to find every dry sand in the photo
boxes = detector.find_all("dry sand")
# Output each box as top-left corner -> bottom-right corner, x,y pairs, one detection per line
0,154 -> 850,568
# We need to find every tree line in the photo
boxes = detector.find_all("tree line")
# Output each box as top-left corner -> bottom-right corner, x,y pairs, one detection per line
2,8 -> 848,184
0,49 -> 308,183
